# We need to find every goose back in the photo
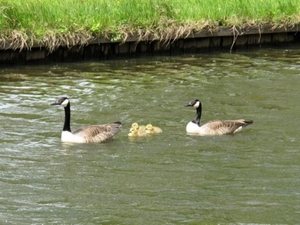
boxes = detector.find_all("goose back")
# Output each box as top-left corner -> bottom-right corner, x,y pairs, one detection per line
72,122 -> 122,143
188,119 -> 253,136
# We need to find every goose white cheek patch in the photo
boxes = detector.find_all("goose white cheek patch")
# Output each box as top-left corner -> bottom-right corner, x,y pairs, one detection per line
193,101 -> 200,108
61,99 -> 69,107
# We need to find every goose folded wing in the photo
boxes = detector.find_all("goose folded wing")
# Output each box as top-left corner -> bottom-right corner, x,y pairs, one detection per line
73,124 -> 120,143
203,120 -> 247,135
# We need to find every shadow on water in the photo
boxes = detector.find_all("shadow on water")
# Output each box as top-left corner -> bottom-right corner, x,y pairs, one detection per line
1,45 -> 300,224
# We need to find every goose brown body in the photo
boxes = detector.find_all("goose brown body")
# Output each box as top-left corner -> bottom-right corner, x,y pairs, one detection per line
185,99 -> 253,136
51,97 -> 122,143
72,122 -> 122,143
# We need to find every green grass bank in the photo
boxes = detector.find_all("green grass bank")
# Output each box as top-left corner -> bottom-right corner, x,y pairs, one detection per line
0,0 -> 300,52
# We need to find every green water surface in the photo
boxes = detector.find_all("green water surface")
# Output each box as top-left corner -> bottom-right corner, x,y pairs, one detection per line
0,47 -> 300,224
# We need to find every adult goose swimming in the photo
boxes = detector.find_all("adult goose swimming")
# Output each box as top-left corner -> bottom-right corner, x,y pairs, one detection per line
185,99 -> 253,136
51,97 -> 122,143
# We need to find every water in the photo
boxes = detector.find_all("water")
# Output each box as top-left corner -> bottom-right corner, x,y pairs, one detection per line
1,46 -> 300,224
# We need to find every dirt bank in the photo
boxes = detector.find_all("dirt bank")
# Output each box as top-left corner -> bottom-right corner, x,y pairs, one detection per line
0,25 -> 299,65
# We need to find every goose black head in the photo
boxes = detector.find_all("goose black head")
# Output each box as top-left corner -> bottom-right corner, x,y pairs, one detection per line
51,97 -> 70,107
185,99 -> 201,108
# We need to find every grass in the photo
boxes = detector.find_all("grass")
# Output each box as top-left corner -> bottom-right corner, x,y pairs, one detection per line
0,0 -> 300,51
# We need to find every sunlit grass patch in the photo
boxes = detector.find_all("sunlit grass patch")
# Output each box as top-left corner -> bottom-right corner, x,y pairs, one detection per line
0,0 -> 299,51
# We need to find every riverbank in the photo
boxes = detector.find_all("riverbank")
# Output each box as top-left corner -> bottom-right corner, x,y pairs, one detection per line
1,25 -> 299,65
0,0 -> 300,64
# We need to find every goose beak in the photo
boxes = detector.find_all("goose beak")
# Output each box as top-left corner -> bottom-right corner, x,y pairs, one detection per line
185,99 -> 200,107
51,101 -> 60,105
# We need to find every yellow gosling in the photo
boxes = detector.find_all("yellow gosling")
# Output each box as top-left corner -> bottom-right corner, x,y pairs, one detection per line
128,127 -> 138,137
145,124 -> 162,134
128,126 -> 147,137
131,122 -> 146,130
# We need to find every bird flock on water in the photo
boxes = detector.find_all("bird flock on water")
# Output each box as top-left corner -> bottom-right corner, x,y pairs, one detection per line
51,96 -> 253,144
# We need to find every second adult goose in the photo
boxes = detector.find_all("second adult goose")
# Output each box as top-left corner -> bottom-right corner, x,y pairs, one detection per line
51,97 -> 122,143
185,99 -> 253,136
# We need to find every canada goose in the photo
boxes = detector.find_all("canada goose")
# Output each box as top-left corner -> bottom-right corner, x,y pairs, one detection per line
128,127 -> 148,137
145,124 -> 162,134
51,97 -> 122,143
185,99 -> 253,136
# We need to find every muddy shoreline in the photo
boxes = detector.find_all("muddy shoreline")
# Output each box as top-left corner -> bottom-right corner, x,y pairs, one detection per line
1,25 -> 299,65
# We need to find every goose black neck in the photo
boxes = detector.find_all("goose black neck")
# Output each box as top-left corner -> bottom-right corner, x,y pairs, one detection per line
63,103 -> 71,132
192,102 -> 202,126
